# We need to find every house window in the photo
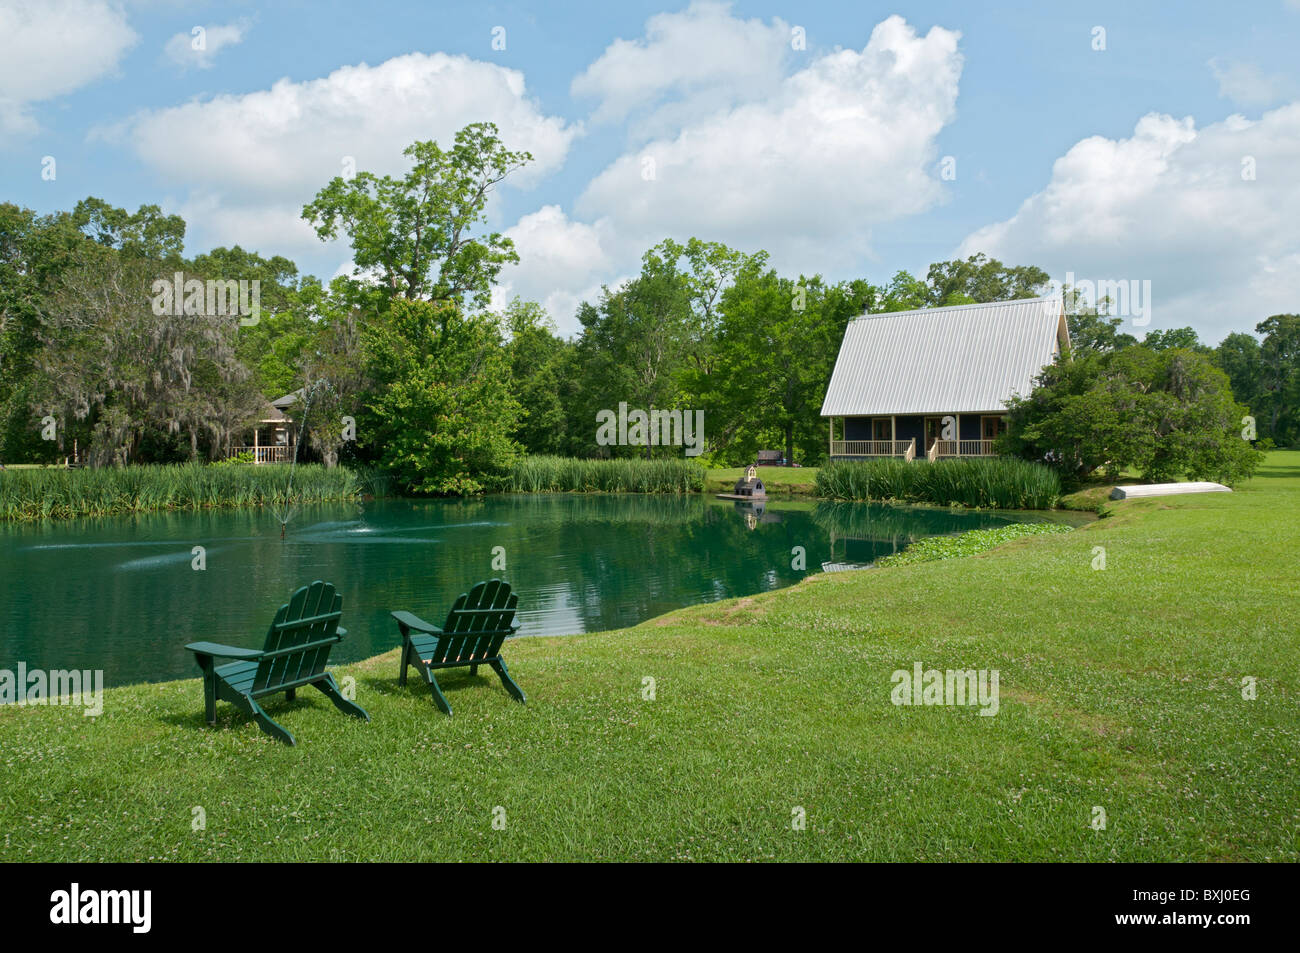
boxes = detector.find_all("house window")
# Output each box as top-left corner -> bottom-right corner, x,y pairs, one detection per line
981,416 -> 1007,440
871,418 -> 892,441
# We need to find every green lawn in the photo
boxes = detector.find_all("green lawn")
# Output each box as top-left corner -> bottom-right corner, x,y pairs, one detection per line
2,453 -> 1297,861
705,465 -> 819,495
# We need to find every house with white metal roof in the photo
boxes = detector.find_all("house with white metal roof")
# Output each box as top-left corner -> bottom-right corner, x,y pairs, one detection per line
820,296 -> 1068,460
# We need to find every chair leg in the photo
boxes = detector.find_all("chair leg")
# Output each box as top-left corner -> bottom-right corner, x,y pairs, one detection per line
490,659 -> 526,705
284,688 -> 296,702
203,672 -> 217,725
399,638 -> 411,686
470,664 -> 479,677
421,666 -> 453,716
247,697 -> 295,746
314,674 -> 370,722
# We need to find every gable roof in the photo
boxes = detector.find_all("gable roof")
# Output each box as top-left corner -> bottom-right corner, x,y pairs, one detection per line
820,296 -> 1068,417
272,388 -> 304,410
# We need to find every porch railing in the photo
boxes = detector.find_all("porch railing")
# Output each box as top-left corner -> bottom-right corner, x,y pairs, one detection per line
932,439 -> 996,458
829,437 -> 997,460
829,439 -> 914,458
230,445 -> 293,464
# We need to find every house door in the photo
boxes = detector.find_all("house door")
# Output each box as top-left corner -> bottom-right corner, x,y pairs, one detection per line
924,417 -> 943,453
981,416 -> 1007,440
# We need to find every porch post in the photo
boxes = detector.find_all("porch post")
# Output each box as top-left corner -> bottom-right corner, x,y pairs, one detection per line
253,425 -> 259,465
956,413 -> 961,455
828,417 -> 833,458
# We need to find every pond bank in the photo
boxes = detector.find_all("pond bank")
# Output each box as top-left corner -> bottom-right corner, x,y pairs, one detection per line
2,452 -> 1294,861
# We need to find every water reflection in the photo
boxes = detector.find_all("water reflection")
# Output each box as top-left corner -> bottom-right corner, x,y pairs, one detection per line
0,494 -> 1067,687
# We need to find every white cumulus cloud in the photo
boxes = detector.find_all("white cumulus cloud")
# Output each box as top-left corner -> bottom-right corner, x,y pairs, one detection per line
164,21 -> 249,70
496,205 -> 616,333
574,14 -> 963,276
94,52 -> 579,259
958,105 -> 1300,342
571,0 -> 793,138
0,0 -> 137,136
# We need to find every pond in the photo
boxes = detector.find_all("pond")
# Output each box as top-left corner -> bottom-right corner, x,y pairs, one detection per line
0,495 -> 1074,688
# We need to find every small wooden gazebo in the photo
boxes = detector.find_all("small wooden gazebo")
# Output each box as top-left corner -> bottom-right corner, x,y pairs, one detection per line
231,390 -> 301,464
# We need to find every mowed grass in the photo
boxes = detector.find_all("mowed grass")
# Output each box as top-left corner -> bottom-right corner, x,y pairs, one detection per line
2,453 -> 1298,861
705,466 -> 819,495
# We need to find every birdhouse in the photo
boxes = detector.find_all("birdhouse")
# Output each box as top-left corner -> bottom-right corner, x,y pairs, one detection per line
731,464 -> 766,499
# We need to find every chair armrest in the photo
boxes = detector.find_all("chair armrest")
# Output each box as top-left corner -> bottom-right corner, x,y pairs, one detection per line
391,610 -> 441,635
185,641 -> 263,660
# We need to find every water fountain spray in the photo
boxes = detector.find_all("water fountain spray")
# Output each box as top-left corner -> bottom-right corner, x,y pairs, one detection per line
272,377 -> 342,537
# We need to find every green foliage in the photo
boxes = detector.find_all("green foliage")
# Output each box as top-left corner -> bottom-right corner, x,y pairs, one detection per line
1004,345 -> 1264,486
302,122 -> 531,311
213,450 -> 255,466
505,455 -> 706,493
1143,326 -> 1208,352
816,457 -> 1062,509
704,268 -> 867,466
874,522 -> 1074,566
361,298 -> 521,494
0,463 -> 360,521
504,298 -> 573,454
1255,314 -> 1300,446
922,253 -> 1049,307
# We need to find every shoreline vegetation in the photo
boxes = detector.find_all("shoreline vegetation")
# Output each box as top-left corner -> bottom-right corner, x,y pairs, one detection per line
0,450 -> 1218,522
0,463 -> 365,522
816,457 -> 1062,510
2,451 -> 1294,861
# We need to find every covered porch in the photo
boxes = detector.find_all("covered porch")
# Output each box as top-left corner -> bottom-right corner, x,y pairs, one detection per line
228,392 -> 300,464
827,413 -> 1005,461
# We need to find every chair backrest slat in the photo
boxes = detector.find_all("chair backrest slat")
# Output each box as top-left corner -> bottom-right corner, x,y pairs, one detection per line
436,580 -> 516,661
253,581 -> 342,693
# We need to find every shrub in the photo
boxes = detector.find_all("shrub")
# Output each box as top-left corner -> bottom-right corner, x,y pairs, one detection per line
0,463 -> 362,522
505,456 -> 706,494
816,457 -> 1062,509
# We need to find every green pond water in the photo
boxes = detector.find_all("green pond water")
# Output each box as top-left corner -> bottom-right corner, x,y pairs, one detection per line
0,494 -> 1072,688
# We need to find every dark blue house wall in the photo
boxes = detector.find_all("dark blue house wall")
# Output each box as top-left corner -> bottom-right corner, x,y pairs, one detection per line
840,413 -> 1001,444
844,417 -> 873,441
895,415 -> 923,445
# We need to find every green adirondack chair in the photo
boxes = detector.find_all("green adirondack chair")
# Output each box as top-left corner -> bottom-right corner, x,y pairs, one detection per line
392,578 -> 525,715
184,580 -> 369,745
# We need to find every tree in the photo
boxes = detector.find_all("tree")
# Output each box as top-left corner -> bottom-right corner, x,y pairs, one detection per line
1062,285 -> 1138,353
361,299 -> 520,493
33,244 -> 259,464
1213,332 -> 1263,416
1142,327 -> 1208,352
572,253 -> 693,458
712,269 -> 867,465
923,254 -> 1049,306
1256,314 -> 1300,445
71,197 -> 186,263
302,123 -> 532,312
0,204 -> 86,461
503,298 -> 570,455
1003,345 -> 1262,486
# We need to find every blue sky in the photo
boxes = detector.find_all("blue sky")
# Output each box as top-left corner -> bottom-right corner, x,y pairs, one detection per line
2,0 -> 1298,340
